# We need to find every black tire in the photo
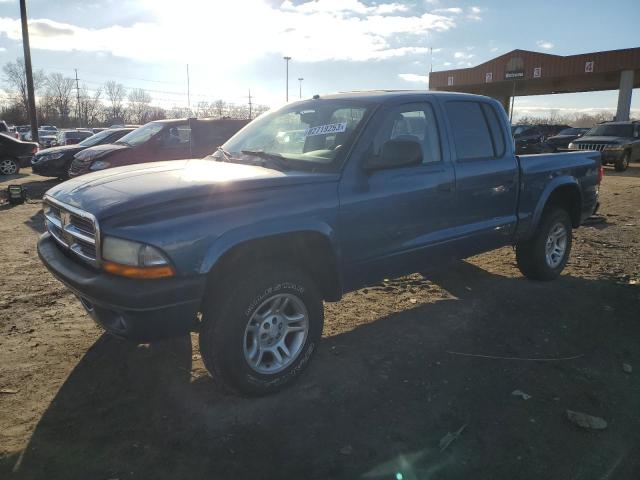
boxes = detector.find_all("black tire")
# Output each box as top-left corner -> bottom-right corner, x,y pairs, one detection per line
614,152 -> 630,172
199,261 -> 323,396
0,158 -> 19,176
516,207 -> 572,281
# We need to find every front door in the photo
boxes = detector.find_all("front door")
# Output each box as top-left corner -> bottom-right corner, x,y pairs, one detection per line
338,101 -> 457,290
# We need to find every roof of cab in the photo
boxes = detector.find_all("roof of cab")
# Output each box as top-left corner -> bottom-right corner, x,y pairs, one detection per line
305,89 -> 492,104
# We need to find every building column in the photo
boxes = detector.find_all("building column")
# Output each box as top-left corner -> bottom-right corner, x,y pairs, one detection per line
616,70 -> 634,121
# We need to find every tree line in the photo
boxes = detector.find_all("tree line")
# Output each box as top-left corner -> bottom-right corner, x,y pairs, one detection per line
0,58 -> 268,128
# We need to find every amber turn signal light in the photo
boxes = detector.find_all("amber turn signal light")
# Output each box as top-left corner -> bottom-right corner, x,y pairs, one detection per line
103,261 -> 175,279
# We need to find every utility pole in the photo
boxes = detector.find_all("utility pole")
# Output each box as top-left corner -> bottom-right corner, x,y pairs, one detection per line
298,77 -> 304,99
74,68 -> 81,127
19,0 -> 38,143
283,56 -> 291,102
186,64 -> 191,111
248,89 -> 252,120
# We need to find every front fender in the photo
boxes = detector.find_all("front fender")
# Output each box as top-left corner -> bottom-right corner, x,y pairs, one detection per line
198,219 -> 341,275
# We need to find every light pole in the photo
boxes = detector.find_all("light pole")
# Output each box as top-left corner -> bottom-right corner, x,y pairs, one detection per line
298,77 -> 304,99
283,56 -> 291,102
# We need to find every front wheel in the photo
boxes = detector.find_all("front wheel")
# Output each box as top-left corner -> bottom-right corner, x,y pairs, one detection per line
199,262 -> 324,396
0,158 -> 19,175
614,152 -> 630,172
516,208 -> 572,281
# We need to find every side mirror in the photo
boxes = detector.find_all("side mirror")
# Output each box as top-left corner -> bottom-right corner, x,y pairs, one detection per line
364,139 -> 422,172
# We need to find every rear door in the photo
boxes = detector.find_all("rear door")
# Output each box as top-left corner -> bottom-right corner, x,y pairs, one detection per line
442,100 -> 518,255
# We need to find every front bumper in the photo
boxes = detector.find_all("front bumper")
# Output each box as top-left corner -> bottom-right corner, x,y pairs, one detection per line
31,157 -> 69,177
38,233 -> 206,342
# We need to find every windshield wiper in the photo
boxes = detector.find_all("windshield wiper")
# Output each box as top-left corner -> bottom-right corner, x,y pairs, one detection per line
215,146 -> 233,162
241,150 -> 290,170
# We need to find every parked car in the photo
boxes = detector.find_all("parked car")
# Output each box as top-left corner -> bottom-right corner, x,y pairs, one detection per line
0,120 -> 19,139
0,133 -> 38,175
16,125 -> 31,141
568,121 -> 640,171
55,129 -> 94,146
511,125 -> 554,154
536,124 -> 571,139
32,127 -> 134,179
38,91 -> 601,395
68,118 -> 249,177
546,127 -> 590,150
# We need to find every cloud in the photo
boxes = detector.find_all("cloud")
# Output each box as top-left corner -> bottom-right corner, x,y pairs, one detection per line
0,1 -> 459,65
490,47 -> 498,52
0,47 -> 5,52
398,73 -> 429,84
467,6 -> 482,20
454,51 -> 474,60
536,40 -> 554,50
432,7 -> 462,14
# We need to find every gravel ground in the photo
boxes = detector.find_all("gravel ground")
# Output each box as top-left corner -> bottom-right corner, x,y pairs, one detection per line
1,165 -> 639,480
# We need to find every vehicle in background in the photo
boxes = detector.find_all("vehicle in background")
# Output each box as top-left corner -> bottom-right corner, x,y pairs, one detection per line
0,120 -> 19,139
568,120 -> 640,171
92,128 -> 106,134
16,125 -> 31,141
511,124 -> 554,155
69,118 -> 249,177
546,127 -> 590,150
536,124 -> 571,139
32,127 -> 134,179
0,133 -> 38,175
39,91 -> 601,395
55,129 -> 94,146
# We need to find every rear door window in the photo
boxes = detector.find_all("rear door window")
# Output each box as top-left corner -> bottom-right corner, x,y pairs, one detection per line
445,101 -> 495,160
481,103 -> 506,157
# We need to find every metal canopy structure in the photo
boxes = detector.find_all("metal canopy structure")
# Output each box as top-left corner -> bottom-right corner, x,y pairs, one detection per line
429,47 -> 640,120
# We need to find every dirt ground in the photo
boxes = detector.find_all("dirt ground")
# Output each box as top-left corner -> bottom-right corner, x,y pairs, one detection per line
1,165 -> 639,480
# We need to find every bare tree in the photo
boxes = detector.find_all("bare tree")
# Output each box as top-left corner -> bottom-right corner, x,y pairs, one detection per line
104,80 -> 127,123
45,72 -> 75,125
2,58 -> 45,122
213,99 -> 226,117
127,88 -> 152,124
77,86 -> 103,126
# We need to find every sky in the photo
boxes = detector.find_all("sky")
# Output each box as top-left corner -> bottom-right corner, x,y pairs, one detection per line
0,0 -> 638,119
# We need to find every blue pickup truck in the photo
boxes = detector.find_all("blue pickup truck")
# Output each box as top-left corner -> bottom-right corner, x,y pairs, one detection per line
37,91 -> 601,395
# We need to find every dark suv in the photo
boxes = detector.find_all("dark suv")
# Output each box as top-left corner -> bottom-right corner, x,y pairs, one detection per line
569,121 -> 640,171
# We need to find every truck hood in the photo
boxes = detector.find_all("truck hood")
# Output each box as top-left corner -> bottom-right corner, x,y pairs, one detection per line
45,159 -> 339,220
73,143 -> 129,161
35,144 -> 84,158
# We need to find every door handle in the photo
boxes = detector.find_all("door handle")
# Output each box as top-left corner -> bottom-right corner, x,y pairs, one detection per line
437,183 -> 454,193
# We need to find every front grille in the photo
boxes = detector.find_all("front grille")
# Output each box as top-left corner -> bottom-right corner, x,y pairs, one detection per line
576,143 -> 609,152
43,197 -> 99,265
69,159 -> 90,174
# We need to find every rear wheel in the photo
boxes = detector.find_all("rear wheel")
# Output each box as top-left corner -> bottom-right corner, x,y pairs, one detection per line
516,207 -> 572,281
0,158 -> 19,175
614,152 -> 630,172
199,261 -> 323,396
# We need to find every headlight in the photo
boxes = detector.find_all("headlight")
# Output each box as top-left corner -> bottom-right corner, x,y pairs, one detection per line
567,142 -> 576,149
89,160 -> 111,171
44,152 -> 65,161
102,236 -> 174,278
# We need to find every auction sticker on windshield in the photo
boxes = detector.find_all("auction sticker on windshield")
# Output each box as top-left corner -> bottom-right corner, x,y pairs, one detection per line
304,122 -> 347,137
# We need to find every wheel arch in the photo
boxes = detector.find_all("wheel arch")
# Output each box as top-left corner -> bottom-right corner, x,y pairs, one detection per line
201,229 -> 343,303
531,179 -> 582,234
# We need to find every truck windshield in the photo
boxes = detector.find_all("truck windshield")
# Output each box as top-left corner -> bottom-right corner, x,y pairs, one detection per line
115,122 -> 164,147
218,99 -> 372,171
586,124 -> 634,137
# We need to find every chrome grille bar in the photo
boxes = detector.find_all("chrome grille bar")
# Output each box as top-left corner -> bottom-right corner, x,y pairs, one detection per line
43,195 -> 100,266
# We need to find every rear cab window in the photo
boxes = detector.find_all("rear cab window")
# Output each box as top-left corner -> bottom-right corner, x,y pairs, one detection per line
445,101 -> 505,160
